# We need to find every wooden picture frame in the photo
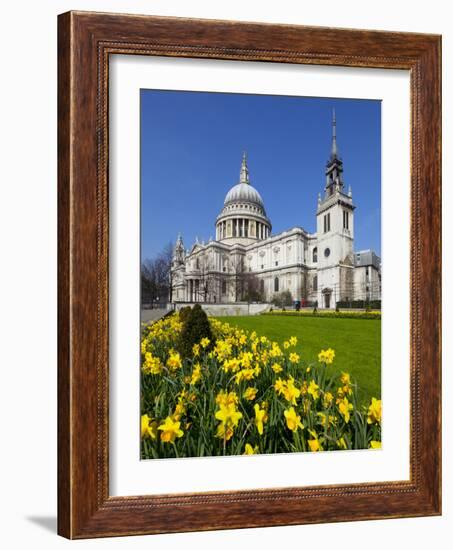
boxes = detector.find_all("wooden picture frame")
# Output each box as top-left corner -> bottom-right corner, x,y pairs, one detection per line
58,11 -> 441,538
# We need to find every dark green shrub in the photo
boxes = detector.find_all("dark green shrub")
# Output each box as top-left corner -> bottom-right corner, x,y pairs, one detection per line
178,306 -> 192,324
178,304 -> 215,360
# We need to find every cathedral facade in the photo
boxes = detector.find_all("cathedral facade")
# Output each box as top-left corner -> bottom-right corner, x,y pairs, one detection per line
171,114 -> 381,309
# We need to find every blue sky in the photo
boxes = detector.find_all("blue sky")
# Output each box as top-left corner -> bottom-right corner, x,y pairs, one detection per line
141,90 -> 381,259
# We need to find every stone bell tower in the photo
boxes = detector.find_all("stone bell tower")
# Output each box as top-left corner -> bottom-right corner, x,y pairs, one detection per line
315,110 -> 355,308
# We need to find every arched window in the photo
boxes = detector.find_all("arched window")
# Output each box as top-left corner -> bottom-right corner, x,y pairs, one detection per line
313,247 -> 318,263
313,275 -> 318,291
222,280 -> 227,295
260,279 -> 265,294
274,277 -> 279,292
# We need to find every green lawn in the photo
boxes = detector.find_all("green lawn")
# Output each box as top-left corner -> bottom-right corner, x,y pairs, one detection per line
215,315 -> 381,404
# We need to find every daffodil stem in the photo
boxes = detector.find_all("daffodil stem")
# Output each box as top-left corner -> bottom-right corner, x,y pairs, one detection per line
172,442 -> 179,458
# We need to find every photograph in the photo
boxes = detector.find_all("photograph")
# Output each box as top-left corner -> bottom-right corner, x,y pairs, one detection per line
139,90 -> 382,459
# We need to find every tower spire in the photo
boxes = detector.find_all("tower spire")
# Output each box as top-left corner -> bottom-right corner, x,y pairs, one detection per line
324,108 -> 344,195
331,108 -> 338,159
239,151 -> 250,184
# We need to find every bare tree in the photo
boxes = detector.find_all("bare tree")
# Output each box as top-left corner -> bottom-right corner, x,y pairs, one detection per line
196,254 -> 210,303
141,241 -> 173,307
242,272 -> 263,302
230,254 -> 247,302
196,254 -> 225,303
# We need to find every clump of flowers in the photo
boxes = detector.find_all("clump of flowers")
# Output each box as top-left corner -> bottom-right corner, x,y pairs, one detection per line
318,348 -> 335,365
140,311 -> 381,459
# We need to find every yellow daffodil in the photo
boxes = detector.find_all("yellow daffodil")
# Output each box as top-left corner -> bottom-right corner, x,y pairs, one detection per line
200,337 -> 210,349
215,390 -> 238,407
166,350 -> 182,371
254,403 -> 268,435
270,343 -> 283,358
223,358 -> 241,373
367,398 -> 382,425
141,414 -> 157,439
337,437 -> 347,449
271,363 -> 283,374
308,438 -> 322,452
338,397 -> 354,423
274,378 -> 285,394
215,402 -> 242,441
158,416 -> 184,443
243,443 -> 259,455
316,412 -> 328,427
214,339 -> 233,360
370,440 -> 382,449
215,404 -> 243,428
307,380 -> 320,400
173,402 -> 186,419
239,351 -> 254,368
234,368 -> 255,384
323,391 -> 334,407
142,353 -> 163,375
192,343 -> 200,357
243,387 -> 258,401
289,336 -> 298,346
278,376 -> 301,405
190,363 -> 202,385
337,371 -> 353,396
307,429 -> 323,452
284,407 -> 304,432
289,352 -> 300,364
216,422 -> 234,441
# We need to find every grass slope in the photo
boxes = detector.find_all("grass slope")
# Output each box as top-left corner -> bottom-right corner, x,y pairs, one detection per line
216,315 -> 381,404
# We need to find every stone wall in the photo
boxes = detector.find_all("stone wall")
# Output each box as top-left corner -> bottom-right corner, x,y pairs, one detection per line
173,302 -> 272,316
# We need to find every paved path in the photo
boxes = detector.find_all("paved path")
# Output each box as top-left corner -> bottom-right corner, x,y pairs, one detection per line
141,309 -> 168,323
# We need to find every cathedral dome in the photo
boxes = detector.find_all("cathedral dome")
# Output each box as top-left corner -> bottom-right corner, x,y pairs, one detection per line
216,153 -> 272,244
224,183 -> 264,208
